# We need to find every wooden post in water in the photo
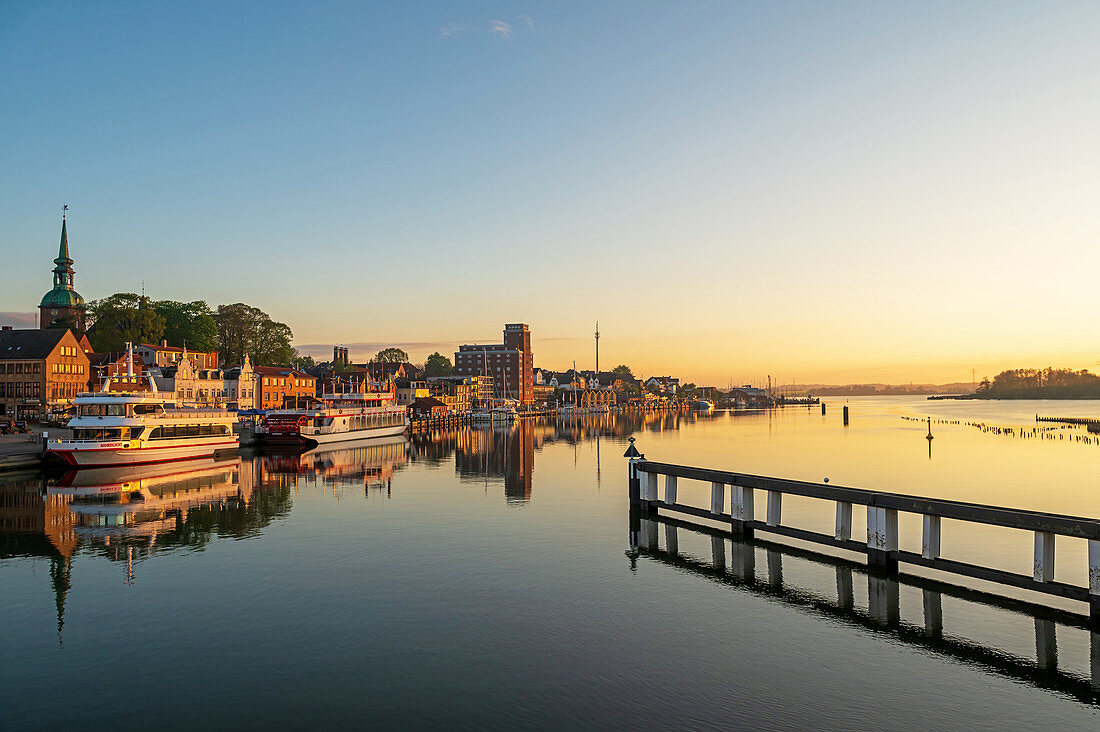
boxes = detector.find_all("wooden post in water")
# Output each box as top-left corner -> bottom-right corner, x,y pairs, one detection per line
821,402 -> 826,415
843,405 -> 849,426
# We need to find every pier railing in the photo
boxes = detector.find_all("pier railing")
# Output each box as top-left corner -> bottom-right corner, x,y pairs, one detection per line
625,446 -> 1100,620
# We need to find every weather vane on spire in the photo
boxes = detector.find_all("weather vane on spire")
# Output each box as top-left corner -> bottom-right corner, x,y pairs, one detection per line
62,203 -> 68,220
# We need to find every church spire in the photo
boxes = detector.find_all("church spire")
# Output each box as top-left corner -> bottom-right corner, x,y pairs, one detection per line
57,207 -> 72,266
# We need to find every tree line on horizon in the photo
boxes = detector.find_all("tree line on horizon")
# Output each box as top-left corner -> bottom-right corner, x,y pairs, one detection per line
82,293 -> 296,367
974,367 -> 1100,399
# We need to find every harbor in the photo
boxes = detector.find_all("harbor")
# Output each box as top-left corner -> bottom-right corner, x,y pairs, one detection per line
4,398 -> 1100,727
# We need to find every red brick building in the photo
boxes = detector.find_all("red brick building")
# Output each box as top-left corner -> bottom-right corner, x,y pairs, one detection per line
254,365 -> 316,409
453,323 -> 533,404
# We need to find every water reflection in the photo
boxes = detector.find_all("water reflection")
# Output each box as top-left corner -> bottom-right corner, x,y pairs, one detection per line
629,511 -> 1100,705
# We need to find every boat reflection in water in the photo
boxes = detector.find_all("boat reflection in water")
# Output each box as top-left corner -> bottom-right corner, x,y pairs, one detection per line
629,511 -> 1100,706
49,457 -> 252,545
259,434 -> 410,497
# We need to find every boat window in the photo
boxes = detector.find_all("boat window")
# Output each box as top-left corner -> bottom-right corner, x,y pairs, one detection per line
133,403 -> 162,415
105,404 -> 128,417
72,428 -> 127,441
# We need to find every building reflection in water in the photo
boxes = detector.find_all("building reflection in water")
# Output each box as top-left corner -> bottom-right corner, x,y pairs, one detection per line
0,416 -> 649,643
410,414 -> 646,503
628,511 -> 1100,706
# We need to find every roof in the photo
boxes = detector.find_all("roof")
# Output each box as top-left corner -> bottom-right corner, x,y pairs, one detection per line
254,365 -> 314,379
412,397 -> 447,408
40,289 -> 85,308
0,328 -> 74,360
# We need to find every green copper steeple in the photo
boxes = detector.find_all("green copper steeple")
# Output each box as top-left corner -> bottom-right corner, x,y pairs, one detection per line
39,211 -> 86,328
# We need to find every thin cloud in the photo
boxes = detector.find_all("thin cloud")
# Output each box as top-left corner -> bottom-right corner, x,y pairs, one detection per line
439,22 -> 470,38
516,14 -> 534,30
489,19 -> 512,38
0,312 -> 37,328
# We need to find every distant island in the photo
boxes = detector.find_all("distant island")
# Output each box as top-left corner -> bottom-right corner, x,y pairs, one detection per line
785,368 -> 1100,399
969,368 -> 1100,399
786,382 -> 974,397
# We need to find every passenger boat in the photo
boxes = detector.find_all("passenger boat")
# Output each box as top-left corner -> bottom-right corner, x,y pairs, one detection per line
257,385 -> 408,446
46,380 -> 239,468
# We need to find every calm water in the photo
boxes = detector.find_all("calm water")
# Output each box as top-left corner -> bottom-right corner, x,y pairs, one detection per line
2,396 -> 1099,729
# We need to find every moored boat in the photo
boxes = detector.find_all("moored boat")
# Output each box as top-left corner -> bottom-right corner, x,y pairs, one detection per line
257,385 -> 408,447
47,391 -> 239,468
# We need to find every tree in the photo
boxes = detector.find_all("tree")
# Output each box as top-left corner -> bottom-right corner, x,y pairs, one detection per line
87,293 -> 165,353
154,300 -> 218,352
611,364 -> 633,378
291,354 -> 317,372
215,303 -> 295,367
424,352 -> 453,377
374,347 -> 409,363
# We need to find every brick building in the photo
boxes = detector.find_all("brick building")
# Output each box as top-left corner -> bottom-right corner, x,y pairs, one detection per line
254,365 -> 316,410
453,323 -> 533,404
0,328 -> 91,420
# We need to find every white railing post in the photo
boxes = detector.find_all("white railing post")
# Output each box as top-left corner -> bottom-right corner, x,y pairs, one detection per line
644,472 -> 658,502
1034,531 -> 1055,583
835,502 -> 852,541
664,475 -> 677,505
922,515 -> 942,560
732,484 -> 754,537
867,505 -> 898,570
710,482 -> 725,515
766,490 -> 782,527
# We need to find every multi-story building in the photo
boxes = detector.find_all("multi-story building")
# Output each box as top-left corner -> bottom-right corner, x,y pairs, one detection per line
254,365 -> 316,410
453,323 -> 533,404
0,328 -> 91,420
395,380 -> 430,407
427,376 -> 477,412
134,341 -> 220,369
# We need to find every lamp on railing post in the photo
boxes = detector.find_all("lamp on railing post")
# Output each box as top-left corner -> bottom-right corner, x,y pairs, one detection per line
624,436 -> 643,507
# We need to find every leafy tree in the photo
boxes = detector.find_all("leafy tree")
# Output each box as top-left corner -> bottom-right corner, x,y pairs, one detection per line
291,354 -> 317,371
611,364 -> 633,377
424,352 -> 453,377
87,293 -> 165,352
215,303 -> 295,367
374,347 -> 409,363
154,300 -> 218,352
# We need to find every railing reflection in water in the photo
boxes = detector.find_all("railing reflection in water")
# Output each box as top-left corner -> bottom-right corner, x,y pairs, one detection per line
629,510 -> 1100,706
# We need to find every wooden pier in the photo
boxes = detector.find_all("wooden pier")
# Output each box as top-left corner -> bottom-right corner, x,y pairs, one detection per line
624,439 -> 1100,621
1036,415 -> 1100,428
630,514 -> 1100,704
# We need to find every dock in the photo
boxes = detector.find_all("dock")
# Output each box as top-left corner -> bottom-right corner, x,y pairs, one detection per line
1036,415 -> 1100,428
0,435 -> 46,471
624,439 -> 1100,622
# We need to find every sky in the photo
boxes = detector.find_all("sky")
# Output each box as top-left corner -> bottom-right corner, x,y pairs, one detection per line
2,1 -> 1099,386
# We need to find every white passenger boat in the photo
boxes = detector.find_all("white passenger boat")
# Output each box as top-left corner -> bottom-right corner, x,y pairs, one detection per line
46,390 -> 239,468
257,385 -> 408,447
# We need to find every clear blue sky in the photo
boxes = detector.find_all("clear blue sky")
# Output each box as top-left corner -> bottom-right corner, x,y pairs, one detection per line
4,1 -> 1099,383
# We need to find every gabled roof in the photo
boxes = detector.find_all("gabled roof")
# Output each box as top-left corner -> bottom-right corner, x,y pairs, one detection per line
254,365 -> 314,379
0,328 -> 74,360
